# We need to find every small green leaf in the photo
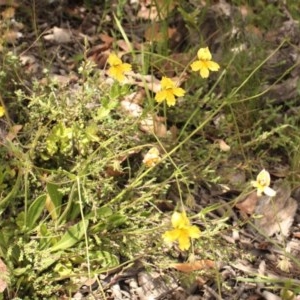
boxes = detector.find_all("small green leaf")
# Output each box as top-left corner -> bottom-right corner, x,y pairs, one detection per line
27,194 -> 47,230
86,123 -> 100,142
13,267 -> 30,276
46,183 -> 63,219
107,213 -> 127,229
96,251 -> 119,268
97,206 -> 113,217
37,251 -> 62,272
0,170 -> 22,214
49,220 -> 88,252
16,212 -> 25,229
54,261 -> 73,277
96,107 -> 111,120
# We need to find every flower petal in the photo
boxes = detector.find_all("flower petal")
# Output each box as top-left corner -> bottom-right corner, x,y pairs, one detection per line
162,229 -> 181,243
155,90 -> 167,103
190,60 -> 202,71
200,67 -> 209,78
161,77 -> 175,89
197,47 -> 212,60
178,230 -> 191,250
108,53 -> 122,66
187,225 -> 201,239
173,87 -> 186,97
165,91 -> 176,106
0,106 -> 5,117
256,188 -> 264,196
171,212 -> 190,228
206,61 -> 220,72
120,63 -> 132,72
257,169 -> 271,187
263,186 -> 277,197
251,180 -> 259,188
108,66 -> 125,82
143,147 -> 161,167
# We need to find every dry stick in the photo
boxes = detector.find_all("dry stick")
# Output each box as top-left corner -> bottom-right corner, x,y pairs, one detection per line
203,284 -> 223,300
232,261 -> 300,285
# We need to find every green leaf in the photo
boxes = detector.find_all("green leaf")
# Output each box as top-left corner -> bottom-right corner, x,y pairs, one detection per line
107,213 -> 127,229
67,200 -> 81,221
86,123 -> 100,142
37,251 -> 62,272
0,170 -> 22,214
13,267 -> 30,276
27,194 -> 47,230
96,250 -> 119,268
97,206 -> 113,218
46,183 -> 63,220
96,106 -> 111,120
54,261 -> 73,277
49,220 -> 88,252
96,99 -> 119,120
38,224 -> 53,250
46,133 -> 59,156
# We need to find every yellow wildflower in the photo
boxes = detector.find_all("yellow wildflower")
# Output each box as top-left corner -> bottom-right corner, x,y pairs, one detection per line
155,77 -> 185,107
107,53 -> 132,82
143,147 -> 161,167
251,169 -> 276,197
0,106 -> 5,117
162,211 -> 200,251
190,47 -> 220,78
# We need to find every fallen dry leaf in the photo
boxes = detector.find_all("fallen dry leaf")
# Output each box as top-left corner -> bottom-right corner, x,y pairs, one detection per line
47,74 -> 78,87
6,124 -> 22,141
1,6 -> 15,19
44,27 -> 72,43
88,47 -> 110,68
293,232 -> 300,239
217,139 -> 231,152
144,23 -> 164,42
153,119 -> 167,137
169,125 -> 178,141
20,54 -> 40,74
3,30 -> 22,44
236,191 -> 258,215
0,0 -> 19,6
99,33 -> 114,45
116,40 -> 132,52
139,114 -> 167,138
124,89 -> 145,105
137,4 -> 157,20
271,165 -> 290,178
121,92 -> 168,137
130,73 -> 161,93
120,100 -> 143,118
171,260 -> 215,273
137,0 -> 176,20
0,258 -> 8,292
239,5 -> 252,19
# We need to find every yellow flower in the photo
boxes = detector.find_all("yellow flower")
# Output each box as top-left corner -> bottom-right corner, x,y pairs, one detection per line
0,106 -> 5,117
143,147 -> 161,167
251,169 -> 276,197
107,53 -> 132,82
162,211 -> 200,251
190,47 -> 220,78
155,77 -> 186,107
